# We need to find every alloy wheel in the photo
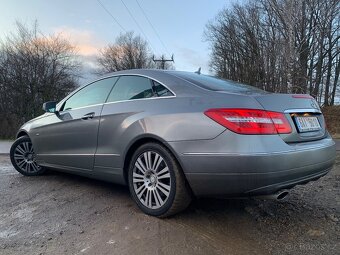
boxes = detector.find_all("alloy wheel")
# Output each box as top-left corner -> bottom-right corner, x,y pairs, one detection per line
13,140 -> 41,174
132,151 -> 171,209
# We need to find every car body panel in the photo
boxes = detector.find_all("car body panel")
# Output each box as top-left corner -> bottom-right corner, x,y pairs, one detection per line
253,94 -> 326,142
27,104 -> 104,171
169,132 -> 335,196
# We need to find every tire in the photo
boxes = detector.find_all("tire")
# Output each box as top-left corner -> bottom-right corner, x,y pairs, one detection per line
128,142 -> 192,217
10,136 -> 46,176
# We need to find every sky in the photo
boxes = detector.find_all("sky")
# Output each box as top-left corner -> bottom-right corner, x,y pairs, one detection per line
0,0 -> 238,84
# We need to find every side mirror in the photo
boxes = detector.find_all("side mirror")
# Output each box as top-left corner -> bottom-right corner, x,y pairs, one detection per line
42,101 -> 57,113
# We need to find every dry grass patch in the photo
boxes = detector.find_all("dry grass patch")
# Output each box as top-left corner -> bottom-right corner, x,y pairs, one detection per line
322,106 -> 340,138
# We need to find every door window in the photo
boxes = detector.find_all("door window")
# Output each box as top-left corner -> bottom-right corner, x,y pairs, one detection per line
152,81 -> 174,97
106,76 -> 154,103
62,77 -> 118,110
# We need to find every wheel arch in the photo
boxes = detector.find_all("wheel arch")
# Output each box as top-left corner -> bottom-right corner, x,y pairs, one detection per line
122,134 -> 186,184
16,130 -> 29,139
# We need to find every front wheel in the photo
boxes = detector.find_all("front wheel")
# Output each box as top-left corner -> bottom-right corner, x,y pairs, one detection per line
10,136 -> 46,176
128,142 -> 192,217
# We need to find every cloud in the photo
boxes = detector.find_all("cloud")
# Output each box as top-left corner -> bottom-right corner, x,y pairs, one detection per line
52,27 -> 104,83
52,26 -> 103,56
78,56 -> 100,84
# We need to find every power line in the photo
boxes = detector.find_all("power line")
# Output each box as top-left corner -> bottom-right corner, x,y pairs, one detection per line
97,0 -> 126,32
119,0 -> 158,54
153,55 -> 174,70
134,0 -> 170,56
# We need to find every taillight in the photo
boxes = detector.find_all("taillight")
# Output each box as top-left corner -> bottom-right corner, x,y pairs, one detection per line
204,109 -> 292,135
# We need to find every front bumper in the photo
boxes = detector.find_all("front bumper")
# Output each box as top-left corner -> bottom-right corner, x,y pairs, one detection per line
169,132 -> 336,197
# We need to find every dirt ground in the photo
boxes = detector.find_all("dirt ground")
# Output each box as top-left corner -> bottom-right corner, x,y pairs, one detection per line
0,154 -> 339,255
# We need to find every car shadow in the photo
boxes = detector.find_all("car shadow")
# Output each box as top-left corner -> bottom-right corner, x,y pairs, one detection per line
44,169 -> 327,225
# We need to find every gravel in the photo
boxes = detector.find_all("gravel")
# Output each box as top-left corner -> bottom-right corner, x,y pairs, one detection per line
0,153 -> 339,255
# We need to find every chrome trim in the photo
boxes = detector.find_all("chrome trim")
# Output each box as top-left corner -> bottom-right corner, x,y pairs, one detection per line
103,95 -> 176,106
38,154 -> 94,156
58,95 -> 176,112
284,108 -> 321,114
95,153 -> 121,156
38,153 -> 120,156
182,152 -> 298,156
56,76 -> 120,110
60,103 -> 104,112
56,73 -> 176,112
101,73 -> 177,97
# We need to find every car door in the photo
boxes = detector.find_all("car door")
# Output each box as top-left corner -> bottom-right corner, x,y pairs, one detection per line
93,75 -> 156,181
34,77 -> 118,172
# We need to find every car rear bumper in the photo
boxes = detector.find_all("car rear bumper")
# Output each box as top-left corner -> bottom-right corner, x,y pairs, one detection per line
169,133 -> 336,197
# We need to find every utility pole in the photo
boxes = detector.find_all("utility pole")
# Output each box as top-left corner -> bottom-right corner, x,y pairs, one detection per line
152,54 -> 174,69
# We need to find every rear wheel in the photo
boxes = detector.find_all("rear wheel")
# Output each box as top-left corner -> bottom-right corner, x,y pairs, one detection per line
128,142 -> 191,217
10,136 -> 45,176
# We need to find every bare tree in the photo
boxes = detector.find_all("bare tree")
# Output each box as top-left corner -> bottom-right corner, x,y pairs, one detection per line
205,0 -> 340,105
0,21 -> 80,138
97,32 -> 154,74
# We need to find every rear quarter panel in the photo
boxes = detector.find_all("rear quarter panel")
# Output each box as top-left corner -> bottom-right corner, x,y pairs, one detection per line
94,93 -> 263,171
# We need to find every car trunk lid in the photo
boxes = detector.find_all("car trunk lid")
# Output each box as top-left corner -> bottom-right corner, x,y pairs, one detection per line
253,94 -> 326,143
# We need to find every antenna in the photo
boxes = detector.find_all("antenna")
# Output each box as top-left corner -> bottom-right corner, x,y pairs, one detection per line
195,67 -> 201,75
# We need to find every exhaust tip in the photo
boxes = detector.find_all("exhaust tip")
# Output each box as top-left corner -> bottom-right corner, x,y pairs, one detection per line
276,191 -> 289,200
255,190 -> 289,200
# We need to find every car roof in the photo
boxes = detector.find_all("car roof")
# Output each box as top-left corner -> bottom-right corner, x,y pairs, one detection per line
99,69 -> 264,96
99,69 -> 204,96
101,69 -> 191,79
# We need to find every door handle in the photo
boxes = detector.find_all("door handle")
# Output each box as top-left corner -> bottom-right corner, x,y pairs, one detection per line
81,112 -> 95,120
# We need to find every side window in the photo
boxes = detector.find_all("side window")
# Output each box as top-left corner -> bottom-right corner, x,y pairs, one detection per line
62,77 -> 118,110
106,76 -> 154,103
152,81 -> 174,97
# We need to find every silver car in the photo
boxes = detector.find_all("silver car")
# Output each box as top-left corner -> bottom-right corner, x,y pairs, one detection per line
10,69 -> 336,217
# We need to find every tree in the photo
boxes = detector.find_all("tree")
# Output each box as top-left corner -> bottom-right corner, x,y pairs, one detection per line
0,21 -> 80,138
97,32 -> 154,74
205,0 -> 340,105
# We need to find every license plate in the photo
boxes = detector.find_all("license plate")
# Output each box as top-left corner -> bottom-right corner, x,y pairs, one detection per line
295,116 -> 321,132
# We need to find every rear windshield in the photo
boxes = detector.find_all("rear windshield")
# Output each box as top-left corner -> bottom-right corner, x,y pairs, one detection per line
171,72 -> 266,93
